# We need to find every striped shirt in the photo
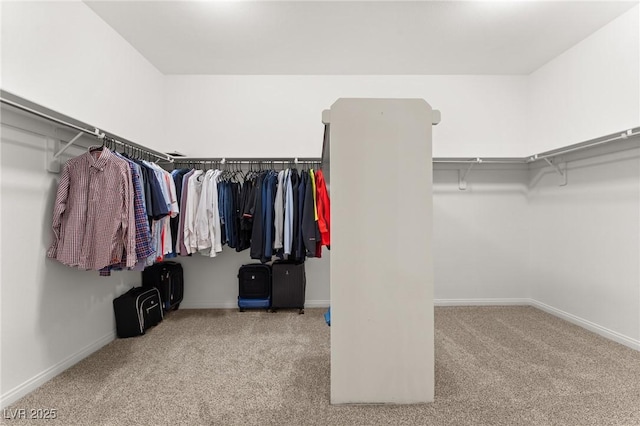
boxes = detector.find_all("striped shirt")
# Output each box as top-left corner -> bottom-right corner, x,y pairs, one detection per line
47,147 -> 136,270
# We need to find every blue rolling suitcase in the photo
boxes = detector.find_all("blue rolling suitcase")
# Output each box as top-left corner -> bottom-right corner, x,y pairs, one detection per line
238,297 -> 271,311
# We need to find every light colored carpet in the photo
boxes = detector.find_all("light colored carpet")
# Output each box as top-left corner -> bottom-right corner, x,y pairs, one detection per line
3,306 -> 640,425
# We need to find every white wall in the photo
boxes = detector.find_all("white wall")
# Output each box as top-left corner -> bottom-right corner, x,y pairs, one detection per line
0,1 -> 165,148
433,167 -> 530,304
0,1 -> 165,407
162,75 -> 528,158
0,112 -> 136,406
527,148 -> 640,346
523,4 -> 640,349
528,5 -> 640,153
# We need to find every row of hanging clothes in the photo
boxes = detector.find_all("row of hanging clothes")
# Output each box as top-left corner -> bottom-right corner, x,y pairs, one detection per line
47,138 -> 178,275
170,160 -> 330,264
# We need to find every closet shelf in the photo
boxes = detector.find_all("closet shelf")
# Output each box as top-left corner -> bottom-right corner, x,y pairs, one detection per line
433,128 -> 639,190
0,90 -> 174,173
433,127 -> 640,166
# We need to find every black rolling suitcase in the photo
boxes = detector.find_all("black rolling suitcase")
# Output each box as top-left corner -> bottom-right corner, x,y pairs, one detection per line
113,287 -> 163,338
238,264 -> 271,299
142,261 -> 184,311
271,261 -> 306,314
238,264 -> 271,311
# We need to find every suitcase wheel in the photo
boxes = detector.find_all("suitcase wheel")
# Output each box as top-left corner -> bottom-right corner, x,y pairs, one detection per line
299,309 -> 304,315
239,308 -> 245,313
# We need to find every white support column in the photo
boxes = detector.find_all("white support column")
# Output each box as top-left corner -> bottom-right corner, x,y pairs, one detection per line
329,98 -> 435,404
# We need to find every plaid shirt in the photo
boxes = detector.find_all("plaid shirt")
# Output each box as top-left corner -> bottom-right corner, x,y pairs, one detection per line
98,156 -> 155,276
129,161 -> 154,259
48,148 -> 136,270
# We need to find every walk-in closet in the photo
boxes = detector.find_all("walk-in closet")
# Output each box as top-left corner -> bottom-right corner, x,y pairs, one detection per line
2,1 -> 640,424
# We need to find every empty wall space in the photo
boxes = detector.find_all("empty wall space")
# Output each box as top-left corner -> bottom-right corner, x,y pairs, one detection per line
162,75 -> 528,158
521,5 -> 640,348
0,1 -> 166,147
528,5 -> 639,152
527,150 -> 640,345
433,168 -> 530,304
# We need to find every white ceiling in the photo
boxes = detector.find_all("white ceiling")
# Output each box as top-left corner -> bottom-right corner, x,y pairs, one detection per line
85,1 -> 638,75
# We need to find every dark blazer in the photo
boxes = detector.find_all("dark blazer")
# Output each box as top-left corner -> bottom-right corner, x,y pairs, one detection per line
262,171 -> 277,262
302,170 -> 320,258
296,171 -> 308,261
250,172 -> 266,260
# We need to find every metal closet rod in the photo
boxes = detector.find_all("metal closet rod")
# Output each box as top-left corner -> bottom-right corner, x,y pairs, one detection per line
0,91 -> 173,162
433,127 -> 640,165
433,158 -> 527,164
172,157 -> 322,163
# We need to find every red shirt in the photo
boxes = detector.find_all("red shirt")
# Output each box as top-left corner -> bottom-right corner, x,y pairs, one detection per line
315,169 -> 330,247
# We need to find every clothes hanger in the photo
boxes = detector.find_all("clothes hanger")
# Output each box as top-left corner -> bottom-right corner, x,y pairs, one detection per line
238,162 -> 245,181
90,134 -> 106,152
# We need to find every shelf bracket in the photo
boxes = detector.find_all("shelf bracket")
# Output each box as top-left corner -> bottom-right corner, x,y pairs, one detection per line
458,158 -> 482,190
46,131 -> 84,173
543,158 -> 567,186
53,131 -> 84,160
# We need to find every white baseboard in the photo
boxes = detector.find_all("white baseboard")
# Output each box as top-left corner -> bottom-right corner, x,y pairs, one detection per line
435,298 -> 530,306
181,302 -> 238,309
1,330 -> 116,409
528,299 -> 640,351
180,300 -> 331,309
304,300 -> 331,308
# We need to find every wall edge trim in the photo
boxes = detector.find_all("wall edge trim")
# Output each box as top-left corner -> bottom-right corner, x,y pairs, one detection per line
528,299 -> 640,351
1,330 -> 116,408
180,300 -> 331,309
434,298 -> 530,306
